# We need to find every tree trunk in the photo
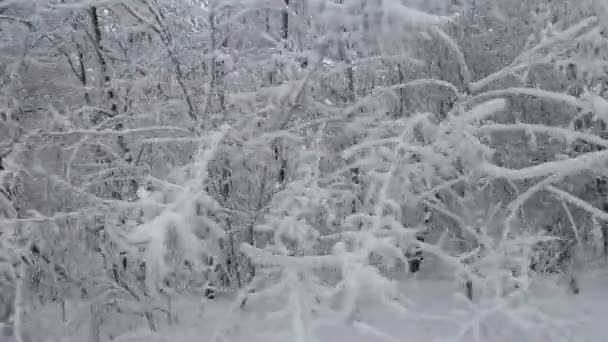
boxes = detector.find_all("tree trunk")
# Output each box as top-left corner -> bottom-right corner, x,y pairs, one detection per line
282,0 -> 289,40
61,300 -> 66,323
12,263 -> 26,342
89,304 -> 102,342
465,279 -> 473,300
602,223 -> 608,259
89,6 -> 117,119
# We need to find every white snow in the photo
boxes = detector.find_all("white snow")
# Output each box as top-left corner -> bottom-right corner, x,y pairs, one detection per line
25,270 -> 608,342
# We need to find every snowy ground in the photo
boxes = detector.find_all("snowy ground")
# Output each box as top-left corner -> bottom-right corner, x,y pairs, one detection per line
23,269 -> 608,342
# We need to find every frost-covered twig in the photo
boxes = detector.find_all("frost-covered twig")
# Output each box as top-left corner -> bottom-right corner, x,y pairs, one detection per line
470,16 -> 599,93
503,174 -> 568,241
561,200 -> 580,244
0,15 -> 33,29
513,16 -> 598,65
547,186 -> 608,221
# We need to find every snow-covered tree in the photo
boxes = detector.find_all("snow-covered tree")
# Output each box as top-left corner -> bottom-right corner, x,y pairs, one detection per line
1,0 -> 608,341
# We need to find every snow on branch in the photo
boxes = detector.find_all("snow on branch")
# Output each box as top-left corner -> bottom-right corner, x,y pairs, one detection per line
120,2 -> 162,35
547,186 -> 608,221
460,99 -> 507,123
427,26 -> 472,91
0,15 -> 33,29
474,123 -> 608,149
387,78 -> 460,96
0,207 -> 99,228
48,0 -> 117,9
479,149 -> 608,180
308,0 -> 455,28
46,126 -> 192,137
0,190 -> 17,219
123,124 -> 231,294
469,64 -> 531,95
469,16 -> 598,93
240,242 -> 343,269
381,0 -> 457,28
561,200 -> 581,244
513,16 -> 598,65
412,176 -> 467,202
471,87 -> 585,110
503,174 -> 567,236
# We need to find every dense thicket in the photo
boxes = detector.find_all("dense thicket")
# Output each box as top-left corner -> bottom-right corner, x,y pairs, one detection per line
1,0 -> 607,341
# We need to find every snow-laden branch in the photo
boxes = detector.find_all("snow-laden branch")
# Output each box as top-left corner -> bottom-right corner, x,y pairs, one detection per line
0,190 -> 17,219
381,0 -> 457,27
342,138 -> 446,165
412,176 -> 467,202
370,114 -> 432,234
120,2 -> 162,34
387,78 -> 460,95
342,138 -> 399,159
308,0 -> 455,28
321,54 -> 425,79
48,0 -> 116,9
513,16 -> 598,65
122,124 -> 231,294
276,53 -> 326,130
479,149 -> 608,180
240,242 -> 343,269
427,26 -> 471,91
474,123 -> 608,149
46,126 -> 191,137
471,88 -> 585,110
469,65 -> 529,95
469,16 -> 598,93
560,200 -> 580,244
416,240 -> 485,284
342,79 -> 459,120
546,186 -> 608,221
425,199 -> 494,251
459,99 -> 507,123
0,207 -> 99,227
66,136 -> 88,184
502,174 -> 567,240
0,15 -> 33,29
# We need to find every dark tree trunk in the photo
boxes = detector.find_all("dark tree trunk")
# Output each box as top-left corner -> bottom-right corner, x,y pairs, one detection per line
465,280 -> 473,300
281,0 -> 289,40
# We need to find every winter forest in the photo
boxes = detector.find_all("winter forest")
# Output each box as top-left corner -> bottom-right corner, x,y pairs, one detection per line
2,0 -> 608,341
